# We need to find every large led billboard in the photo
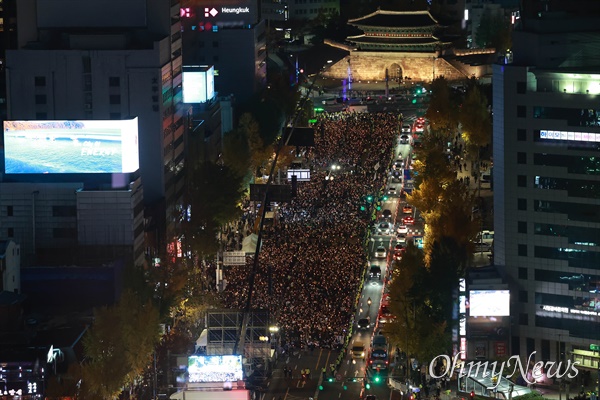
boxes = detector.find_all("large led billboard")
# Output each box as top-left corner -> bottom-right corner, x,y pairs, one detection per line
188,355 -> 243,383
183,66 -> 215,103
3,118 -> 139,174
469,290 -> 510,317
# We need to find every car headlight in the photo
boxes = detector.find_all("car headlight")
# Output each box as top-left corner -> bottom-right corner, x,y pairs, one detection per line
361,352 -> 365,357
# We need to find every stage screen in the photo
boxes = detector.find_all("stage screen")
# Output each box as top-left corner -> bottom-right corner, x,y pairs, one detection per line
469,290 -> 510,317
183,66 -> 215,103
188,355 -> 243,383
3,118 -> 139,174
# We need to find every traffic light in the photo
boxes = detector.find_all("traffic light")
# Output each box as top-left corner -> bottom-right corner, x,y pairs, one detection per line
374,375 -> 381,383
382,195 -> 389,201
319,385 -> 324,391
328,377 -> 334,383
360,205 -> 366,211
412,98 -> 417,104
365,383 -> 371,390
343,385 -> 348,390
376,205 -> 382,211
366,195 -> 373,202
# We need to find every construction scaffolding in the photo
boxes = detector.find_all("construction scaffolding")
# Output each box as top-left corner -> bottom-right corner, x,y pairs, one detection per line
206,310 -> 273,376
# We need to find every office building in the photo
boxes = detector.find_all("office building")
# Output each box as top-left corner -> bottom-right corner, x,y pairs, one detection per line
5,0 -> 190,254
493,0 -> 600,371
181,0 -> 266,103
0,180 -> 145,268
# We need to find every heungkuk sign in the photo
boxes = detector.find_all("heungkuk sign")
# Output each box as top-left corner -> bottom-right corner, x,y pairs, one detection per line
183,0 -> 258,26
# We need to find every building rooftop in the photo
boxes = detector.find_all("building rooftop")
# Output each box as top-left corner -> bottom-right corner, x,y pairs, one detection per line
348,10 -> 438,29
347,35 -> 441,45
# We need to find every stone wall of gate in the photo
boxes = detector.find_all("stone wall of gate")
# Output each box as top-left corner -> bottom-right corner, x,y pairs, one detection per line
322,51 -> 478,82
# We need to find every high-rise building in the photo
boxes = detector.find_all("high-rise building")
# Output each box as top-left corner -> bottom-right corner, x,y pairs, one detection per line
181,0 -> 266,103
5,0 -> 190,255
493,0 -> 600,371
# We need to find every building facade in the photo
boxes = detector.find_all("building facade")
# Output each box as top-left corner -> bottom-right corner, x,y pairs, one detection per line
5,0 -> 189,255
0,240 -> 20,293
493,6 -> 600,371
180,0 -> 267,103
0,180 -> 145,268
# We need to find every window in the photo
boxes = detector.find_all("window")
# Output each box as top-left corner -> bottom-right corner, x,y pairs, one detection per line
35,94 -> 47,105
517,129 -> 526,141
519,290 -> 528,303
526,337 -> 535,355
517,152 -> 526,164
110,113 -> 121,119
36,112 -> 47,119
7,228 -> 14,237
518,244 -> 528,256
517,175 -> 526,187
518,267 -> 528,280
517,81 -> 526,94
518,221 -> 527,234
109,95 -> 121,105
517,105 -> 526,118
212,41 -> 219,47
7,206 -> 13,217
34,76 -> 46,87
519,313 -> 528,325
541,340 -> 550,361
109,77 -> 120,87
52,205 -> 77,217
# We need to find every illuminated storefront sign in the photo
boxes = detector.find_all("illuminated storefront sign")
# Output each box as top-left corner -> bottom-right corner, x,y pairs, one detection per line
541,305 -> 600,316
540,130 -> 600,142
460,338 -> 467,360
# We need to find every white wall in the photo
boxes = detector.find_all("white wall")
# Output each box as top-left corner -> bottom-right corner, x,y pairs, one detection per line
1,241 -> 21,293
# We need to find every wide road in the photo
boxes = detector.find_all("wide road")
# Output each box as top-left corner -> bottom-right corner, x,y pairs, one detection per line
317,130 -> 424,400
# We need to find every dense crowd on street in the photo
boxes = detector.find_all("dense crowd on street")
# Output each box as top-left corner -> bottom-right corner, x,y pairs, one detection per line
220,112 -> 398,348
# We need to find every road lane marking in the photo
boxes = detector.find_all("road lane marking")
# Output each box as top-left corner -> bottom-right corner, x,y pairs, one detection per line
324,350 -> 332,372
315,348 -> 323,370
283,387 -> 289,400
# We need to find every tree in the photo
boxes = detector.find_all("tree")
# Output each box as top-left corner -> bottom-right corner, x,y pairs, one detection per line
384,243 -> 450,369
80,290 -> 160,399
476,10 -> 512,50
460,84 -> 492,153
222,128 -> 252,183
425,77 -> 458,137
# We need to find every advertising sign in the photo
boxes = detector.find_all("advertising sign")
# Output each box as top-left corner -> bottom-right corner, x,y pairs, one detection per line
469,290 -> 510,317
183,66 -> 215,103
3,118 -> 139,174
188,355 -> 243,383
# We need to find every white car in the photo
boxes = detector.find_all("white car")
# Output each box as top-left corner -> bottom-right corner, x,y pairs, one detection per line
397,225 -> 408,235
377,222 -> 392,234
388,186 -> 397,196
375,246 -> 387,258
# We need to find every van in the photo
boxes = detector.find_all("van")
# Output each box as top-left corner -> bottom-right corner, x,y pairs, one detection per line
352,341 -> 366,359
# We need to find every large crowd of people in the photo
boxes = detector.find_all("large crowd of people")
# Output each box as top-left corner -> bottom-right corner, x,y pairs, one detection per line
220,112 -> 399,348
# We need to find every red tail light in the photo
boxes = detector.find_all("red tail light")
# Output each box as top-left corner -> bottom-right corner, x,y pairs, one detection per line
370,360 -> 373,364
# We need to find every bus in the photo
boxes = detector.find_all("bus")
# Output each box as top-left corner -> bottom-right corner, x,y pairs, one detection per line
369,348 -> 389,370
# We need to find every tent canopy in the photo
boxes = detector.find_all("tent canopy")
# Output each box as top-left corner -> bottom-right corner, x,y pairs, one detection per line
242,234 -> 259,254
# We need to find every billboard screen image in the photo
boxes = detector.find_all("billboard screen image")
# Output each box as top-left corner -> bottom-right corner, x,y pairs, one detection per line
188,355 -> 243,383
182,66 -> 215,103
469,290 -> 510,317
3,118 -> 139,174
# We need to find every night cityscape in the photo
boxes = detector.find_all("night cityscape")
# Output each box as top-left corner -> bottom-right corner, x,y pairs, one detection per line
0,0 -> 598,399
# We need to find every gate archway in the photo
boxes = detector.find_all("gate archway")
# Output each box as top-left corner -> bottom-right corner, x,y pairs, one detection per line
388,63 -> 402,82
